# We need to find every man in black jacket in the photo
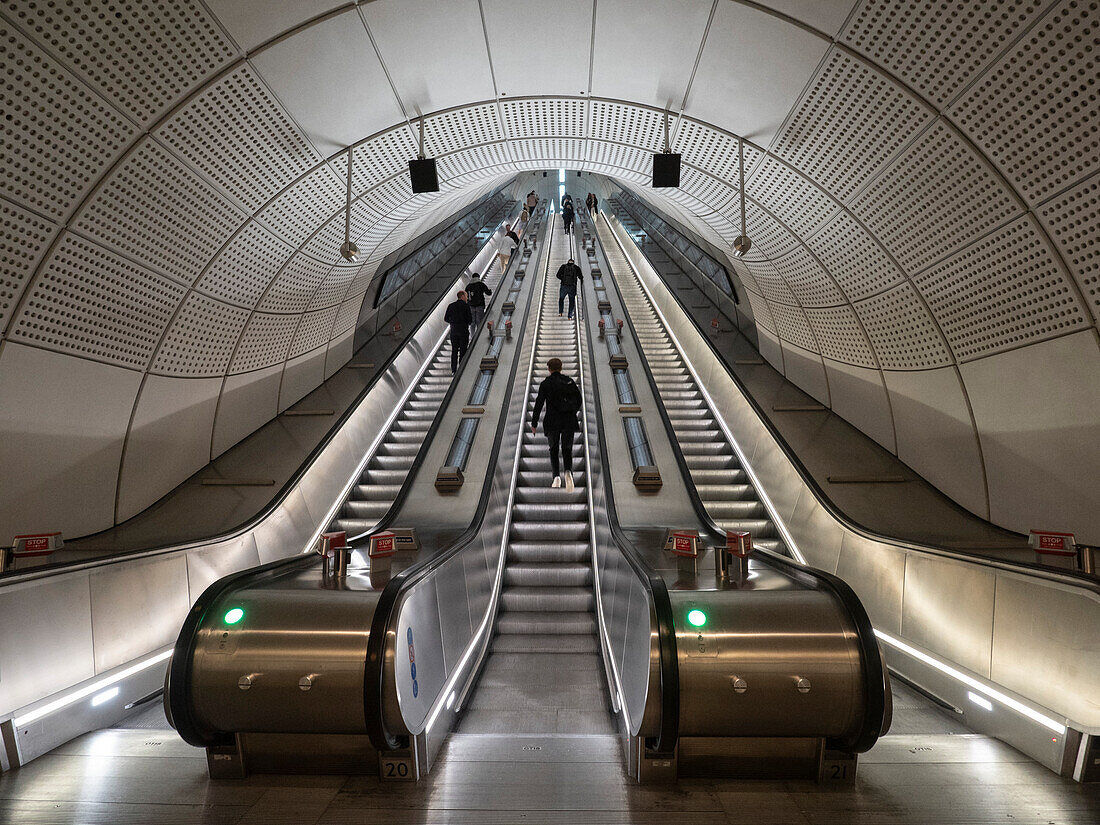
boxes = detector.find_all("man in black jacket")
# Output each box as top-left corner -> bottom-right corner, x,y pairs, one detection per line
465,272 -> 492,338
443,290 -> 472,375
530,357 -> 582,491
555,258 -> 583,319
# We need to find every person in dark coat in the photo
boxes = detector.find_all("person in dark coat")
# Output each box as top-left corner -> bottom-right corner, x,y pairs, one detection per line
530,357 -> 582,490
555,258 -> 583,319
562,199 -> 575,235
466,272 -> 492,338
586,192 -> 598,214
526,190 -> 538,214
443,290 -> 472,375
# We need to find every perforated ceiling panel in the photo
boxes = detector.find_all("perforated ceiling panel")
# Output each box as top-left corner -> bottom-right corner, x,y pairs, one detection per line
437,143 -> 512,181
772,246 -> 844,307
743,258 -> 799,305
950,0 -> 1099,204
768,301 -> 819,352
10,234 -> 185,369
290,305 -> 340,358
743,203 -> 799,259
841,1 -> 1050,107
3,0 -> 237,125
511,139 -> 586,167
308,268 -> 356,312
332,295 -> 363,338
854,281 -> 953,370
1,22 -> 136,220
676,167 -> 737,213
1037,172 -> 1100,316
588,142 -> 651,177
324,129 -> 412,196
772,49 -> 933,200
854,121 -> 1020,275
805,211 -> 904,301
589,101 -> 665,151
0,199 -> 58,332
73,138 -> 245,285
261,254 -> 334,315
301,200 -> 377,263
157,65 -> 321,212
502,99 -> 586,139
196,222 -> 295,309
229,312 -> 299,374
426,103 -> 504,155
675,118 -> 765,184
914,216 -> 1089,361
256,165 -> 346,248
745,289 -> 777,335
805,305 -> 877,367
152,292 -> 250,377
747,156 -> 838,238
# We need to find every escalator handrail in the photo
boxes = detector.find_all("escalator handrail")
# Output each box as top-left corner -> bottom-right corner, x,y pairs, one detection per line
3,190 -> 515,585
592,210 -> 887,753
610,194 -> 1100,592
167,208 -> 536,748
362,209 -> 548,751
574,213 -> 680,753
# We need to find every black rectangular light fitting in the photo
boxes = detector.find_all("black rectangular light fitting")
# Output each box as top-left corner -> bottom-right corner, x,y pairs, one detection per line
409,157 -> 439,193
652,152 -> 681,188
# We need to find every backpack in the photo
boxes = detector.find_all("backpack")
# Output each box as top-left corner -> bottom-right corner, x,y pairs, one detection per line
551,376 -> 582,415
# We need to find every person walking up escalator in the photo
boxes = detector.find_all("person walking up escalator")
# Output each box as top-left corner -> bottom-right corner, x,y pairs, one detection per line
555,258 -> 582,320
466,271 -> 492,338
530,358 -> 582,491
443,290 -> 472,376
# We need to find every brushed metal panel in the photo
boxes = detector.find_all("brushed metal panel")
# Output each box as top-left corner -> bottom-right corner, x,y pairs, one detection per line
883,367 -> 987,520
835,532 -> 904,634
789,490 -> 843,574
395,577 -> 447,734
89,555 -> 190,673
992,575 -> 1100,730
779,341 -> 831,407
823,359 -> 896,454
278,348 -> 327,413
0,343 -> 142,540
436,555 -> 475,674
0,575 -> 95,717
902,554 -> 995,677
184,534 -> 261,600
116,375 -> 221,522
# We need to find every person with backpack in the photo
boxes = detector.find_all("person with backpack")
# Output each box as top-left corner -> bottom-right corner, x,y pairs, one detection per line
526,190 -> 538,214
555,257 -> 583,319
562,199 -> 575,235
465,271 -> 492,338
443,290 -> 473,375
530,357 -> 582,490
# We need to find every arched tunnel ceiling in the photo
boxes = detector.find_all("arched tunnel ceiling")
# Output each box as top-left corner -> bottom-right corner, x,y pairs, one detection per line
1,0 -> 1098,539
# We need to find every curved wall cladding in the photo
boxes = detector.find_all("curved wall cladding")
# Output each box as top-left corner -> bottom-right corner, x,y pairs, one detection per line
0,0 -> 1096,542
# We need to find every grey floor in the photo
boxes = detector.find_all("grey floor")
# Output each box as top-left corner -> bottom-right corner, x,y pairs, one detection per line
1,680 -> 1097,824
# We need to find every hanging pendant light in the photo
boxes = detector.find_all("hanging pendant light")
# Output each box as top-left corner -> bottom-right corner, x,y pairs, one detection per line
340,147 -> 359,262
733,138 -> 752,257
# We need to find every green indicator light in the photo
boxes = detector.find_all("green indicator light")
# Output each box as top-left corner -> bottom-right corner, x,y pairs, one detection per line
223,607 -> 245,625
686,609 -> 707,628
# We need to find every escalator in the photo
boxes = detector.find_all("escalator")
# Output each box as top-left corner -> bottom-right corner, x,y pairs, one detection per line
592,210 -> 785,554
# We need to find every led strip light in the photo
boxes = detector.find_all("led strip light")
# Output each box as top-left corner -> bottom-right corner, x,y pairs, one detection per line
604,211 -> 1074,741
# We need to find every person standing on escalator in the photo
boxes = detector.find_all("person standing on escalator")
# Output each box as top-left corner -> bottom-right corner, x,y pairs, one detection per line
466,271 -> 492,338
443,290 -> 472,376
530,358 -> 582,491
562,199 -> 575,235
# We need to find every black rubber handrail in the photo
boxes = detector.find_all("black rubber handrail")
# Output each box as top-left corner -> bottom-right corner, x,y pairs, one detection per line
167,209 -> 536,748
609,197 -> 1100,590
573,224 -> 679,754
362,209 -> 548,750
5,191 -> 516,583
591,209 -> 888,752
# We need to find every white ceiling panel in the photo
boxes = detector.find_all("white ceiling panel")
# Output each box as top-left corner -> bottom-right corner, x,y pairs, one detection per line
752,0 -> 859,36
251,12 -> 406,157
483,0 -> 592,95
363,0 -> 496,114
684,1 -> 829,145
591,0 -> 712,107
206,0 -> 349,51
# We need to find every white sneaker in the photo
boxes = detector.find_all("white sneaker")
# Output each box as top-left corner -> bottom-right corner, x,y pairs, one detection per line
564,472 -> 575,492
551,476 -> 562,488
